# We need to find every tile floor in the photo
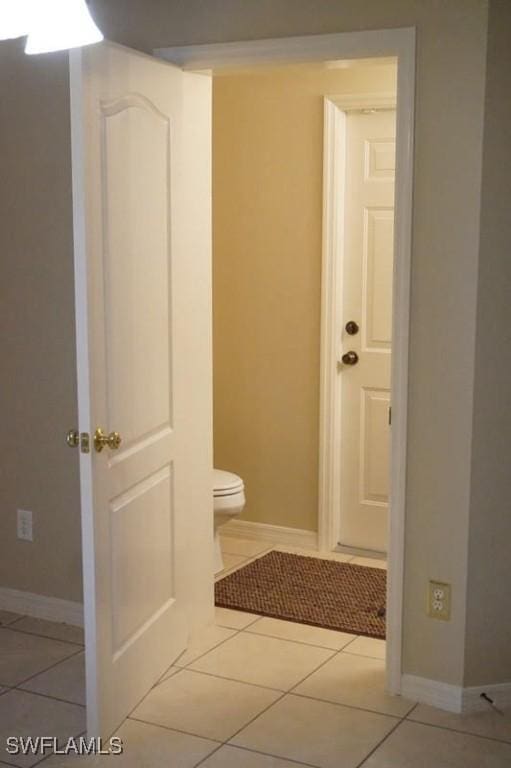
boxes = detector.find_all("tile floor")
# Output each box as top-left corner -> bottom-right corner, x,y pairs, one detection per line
0,538 -> 510,767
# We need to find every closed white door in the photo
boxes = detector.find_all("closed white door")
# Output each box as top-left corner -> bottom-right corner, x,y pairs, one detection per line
70,42 -> 213,738
338,110 -> 396,553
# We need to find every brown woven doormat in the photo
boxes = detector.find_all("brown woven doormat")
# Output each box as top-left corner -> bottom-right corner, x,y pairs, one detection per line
215,550 -> 386,639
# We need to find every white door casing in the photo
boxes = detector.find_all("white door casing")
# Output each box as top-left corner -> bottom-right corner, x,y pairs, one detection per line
70,42 -> 213,738
157,28 -> 416,698
338,109 -> 396,553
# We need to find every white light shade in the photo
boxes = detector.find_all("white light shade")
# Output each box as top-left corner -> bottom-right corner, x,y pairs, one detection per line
0,0 -> 34,40
25,0 -> 103,54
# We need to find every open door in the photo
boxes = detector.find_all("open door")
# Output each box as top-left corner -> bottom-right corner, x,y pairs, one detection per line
70,42 -> 213,738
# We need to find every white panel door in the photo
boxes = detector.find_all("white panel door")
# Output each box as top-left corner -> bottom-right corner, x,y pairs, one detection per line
70,42 -> 213,738
338,110 -> 396,553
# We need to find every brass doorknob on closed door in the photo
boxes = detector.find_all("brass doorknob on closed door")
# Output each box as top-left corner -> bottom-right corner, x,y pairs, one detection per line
341,351 -> 359,365
94,427 -> 122,453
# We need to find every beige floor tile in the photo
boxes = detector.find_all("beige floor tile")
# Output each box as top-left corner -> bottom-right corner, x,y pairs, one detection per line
272,545 -> 351,563
408,702 -> 511,744
173,625 -> 237,667
0,611 -> 23,627
246,617 -> 355,651
20,652 -> 85,705
0,690 -> 85,768
0,628 -> 81,687
11,718 -> 216,768
190,632 -> 334,691
220,537 -> 272,557
114,719 -> 218,767
12,618 -> 84,645
157,665 -> 182,685
232,693 -> 397,768
343,635 -> 386,660
218,554 -> 250,575
350,557 -> 387,569
201,744 -> 308,767
131,669 -> 280,742
363,719 -> 511,767
295,652 -> 414,717
215,607 -> 260,629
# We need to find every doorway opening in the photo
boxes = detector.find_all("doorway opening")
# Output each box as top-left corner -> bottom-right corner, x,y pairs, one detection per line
158,29 -> 415,698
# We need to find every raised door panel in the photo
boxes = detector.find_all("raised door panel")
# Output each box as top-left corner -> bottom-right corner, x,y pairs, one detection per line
363,208 -> 394,351
102,96 -> 172,448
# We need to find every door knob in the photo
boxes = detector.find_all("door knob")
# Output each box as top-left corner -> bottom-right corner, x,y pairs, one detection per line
94,427 -> 122,453
345,321 -> 359,335
341,351 -> 359,365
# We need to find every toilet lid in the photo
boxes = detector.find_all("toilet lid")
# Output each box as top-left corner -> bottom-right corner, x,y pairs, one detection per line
213,469 -> 244,496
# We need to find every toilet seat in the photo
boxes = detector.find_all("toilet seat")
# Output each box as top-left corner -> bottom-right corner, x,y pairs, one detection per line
213,468 -> 244,497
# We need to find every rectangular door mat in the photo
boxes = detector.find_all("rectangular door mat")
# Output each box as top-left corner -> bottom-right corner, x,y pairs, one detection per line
215,550 -> 386,639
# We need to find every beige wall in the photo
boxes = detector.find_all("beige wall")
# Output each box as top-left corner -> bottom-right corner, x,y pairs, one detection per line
2,0 -> 501,690
0,40 -> 82,602
464,0 -> 511,688
212,63 -> 397,532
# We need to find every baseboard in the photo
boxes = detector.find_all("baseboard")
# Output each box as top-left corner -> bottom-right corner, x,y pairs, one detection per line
0,587 -> 83,627
222,519 -> 318,550
401,674 -> 511,714
401,674 -> 463,713
462,681 -> 511,713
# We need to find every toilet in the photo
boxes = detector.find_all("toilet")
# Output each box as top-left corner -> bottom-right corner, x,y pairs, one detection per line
213,468 -> 245,574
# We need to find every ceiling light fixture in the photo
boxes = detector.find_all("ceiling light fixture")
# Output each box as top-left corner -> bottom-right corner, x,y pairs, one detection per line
25,0 -> 103,54
0,0 -> 103,52
0,0 -> 33,40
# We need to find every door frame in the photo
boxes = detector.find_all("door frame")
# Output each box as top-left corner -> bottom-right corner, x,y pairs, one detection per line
157,27 -> 415,697
319,92 -> 397,557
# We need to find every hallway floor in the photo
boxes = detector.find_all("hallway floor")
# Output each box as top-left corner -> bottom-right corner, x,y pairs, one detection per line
0,537 -> 510,767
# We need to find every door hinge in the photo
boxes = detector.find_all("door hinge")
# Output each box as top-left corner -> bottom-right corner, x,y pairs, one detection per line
388,406 -> 392,426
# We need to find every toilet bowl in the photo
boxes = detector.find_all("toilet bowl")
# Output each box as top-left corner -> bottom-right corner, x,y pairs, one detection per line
213,468 -> 245,574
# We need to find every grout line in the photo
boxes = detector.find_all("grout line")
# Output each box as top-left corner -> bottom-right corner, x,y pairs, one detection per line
30,730 -> 87,767
191,743 -> 224,767
168,666 -> 286,694
243,626 -> 357,653
8,646 -> 84,690
1,622 -> 84,648
13,686 -> 85,709
128,715 -> 224,746
221,743 -> 322,768
355,707 -> 412,768
289,690 -> 410,721
342,650 -> 386,661
402,712 -> 511,747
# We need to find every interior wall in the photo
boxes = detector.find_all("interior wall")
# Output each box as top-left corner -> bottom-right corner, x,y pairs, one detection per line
212,63 -> 397,533
89,0 -> 489,688
0,40 -> 82,603
464,0 -> 511,688
0,0 -> 492,690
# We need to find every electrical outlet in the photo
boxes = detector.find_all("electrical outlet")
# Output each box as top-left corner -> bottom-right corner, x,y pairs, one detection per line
17,509 -> 33,542
428,580 -> 451,620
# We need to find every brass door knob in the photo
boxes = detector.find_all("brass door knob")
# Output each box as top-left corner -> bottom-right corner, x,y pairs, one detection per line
94,427 -> 122,453
341,351 -> 359,365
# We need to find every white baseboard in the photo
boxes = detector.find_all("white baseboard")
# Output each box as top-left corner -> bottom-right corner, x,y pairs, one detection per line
0,587 -> 83,627
401,674 -> 463,713
401,674 -> 511,714
222,519 -> 318,550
